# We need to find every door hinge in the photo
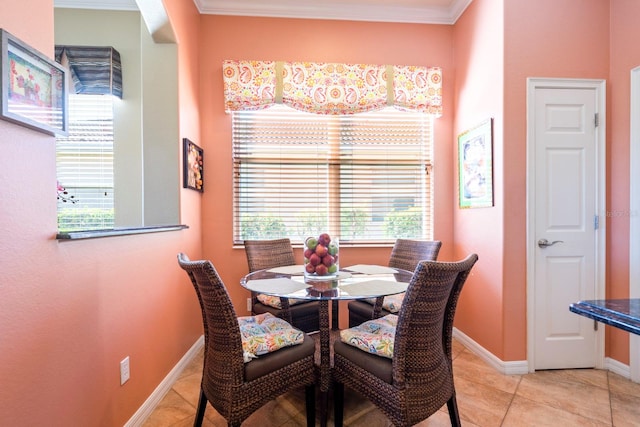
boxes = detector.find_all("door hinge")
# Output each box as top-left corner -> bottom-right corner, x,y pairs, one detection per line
594,320 -> 598,331
595,113 -> 599,128
594,215 -> 599,230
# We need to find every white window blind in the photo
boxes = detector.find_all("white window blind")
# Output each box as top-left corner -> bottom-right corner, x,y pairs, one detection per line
233,105 -> 433,245
56,94 -> 114,231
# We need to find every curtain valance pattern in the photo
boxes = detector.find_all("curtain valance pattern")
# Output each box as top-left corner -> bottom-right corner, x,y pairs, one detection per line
223,59 -> 442,116
55,46 -> 123,99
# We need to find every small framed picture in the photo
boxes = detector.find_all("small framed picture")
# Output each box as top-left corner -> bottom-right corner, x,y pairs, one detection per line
183,138 -> 204,192
458,118 -> 493,208
0,29 -> 68,135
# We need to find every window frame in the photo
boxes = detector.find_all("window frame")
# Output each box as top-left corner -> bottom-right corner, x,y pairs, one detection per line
232,105 -> 435,246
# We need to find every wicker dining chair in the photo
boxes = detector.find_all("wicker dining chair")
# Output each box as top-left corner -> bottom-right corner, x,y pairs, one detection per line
333,254 -> 478,427
244,239 -> 320,333
177,253 -> 316,427
347,239 -> 442,327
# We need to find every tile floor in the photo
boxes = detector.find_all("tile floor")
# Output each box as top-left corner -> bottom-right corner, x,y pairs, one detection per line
143,339 -> 640,426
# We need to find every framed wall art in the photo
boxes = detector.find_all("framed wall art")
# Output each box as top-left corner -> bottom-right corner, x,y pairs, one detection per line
183,138 -> 204,192
458,118 -> 494,208
0,29 -> 68,135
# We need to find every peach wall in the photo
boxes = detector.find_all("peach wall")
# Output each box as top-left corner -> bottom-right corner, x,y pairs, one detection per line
0,0 -> 203,424
608,0 -> 640,363
197,16 -> 456,326
503,0 -> 611,361
2,2 -> 639,424
452,0 -> 507,358
453,0 -> 632,363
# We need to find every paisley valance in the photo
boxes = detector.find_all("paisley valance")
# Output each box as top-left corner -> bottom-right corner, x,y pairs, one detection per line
223,59 -> 442,116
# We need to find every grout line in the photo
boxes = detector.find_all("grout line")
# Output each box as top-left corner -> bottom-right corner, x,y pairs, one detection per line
498,374 -> 523,426
606,371 -> 615,426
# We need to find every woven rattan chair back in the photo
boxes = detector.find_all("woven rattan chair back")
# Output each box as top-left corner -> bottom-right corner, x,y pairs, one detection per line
388,239 -> 442,272
394,254 -> 478,397
333,254 -> 478,427
348,239 -> 443,326
244,238 -> 296,273
177,253 -> 316,427
243,239 -> 320,332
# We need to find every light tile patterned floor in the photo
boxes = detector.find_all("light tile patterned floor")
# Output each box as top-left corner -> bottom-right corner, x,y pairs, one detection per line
143,339 -> 640,426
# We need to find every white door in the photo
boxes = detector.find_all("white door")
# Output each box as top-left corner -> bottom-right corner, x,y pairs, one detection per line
527,79 -> 606,370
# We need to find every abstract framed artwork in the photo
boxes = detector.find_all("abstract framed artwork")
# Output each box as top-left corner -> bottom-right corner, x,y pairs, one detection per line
458,118 -> 494,208
0,29 -> 68,136
183,138 -> 204,192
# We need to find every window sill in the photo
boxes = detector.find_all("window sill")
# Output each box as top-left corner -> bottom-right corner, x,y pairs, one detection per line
56,224 -> 189,240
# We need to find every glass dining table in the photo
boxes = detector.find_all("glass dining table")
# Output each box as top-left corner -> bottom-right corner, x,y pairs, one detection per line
241,264 -> 413,427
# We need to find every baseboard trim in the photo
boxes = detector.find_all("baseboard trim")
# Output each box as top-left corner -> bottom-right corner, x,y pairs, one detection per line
606,356 -> 631,379
125,335 -> 205,427
453,328 -> 636,380
453,328 -> 529,375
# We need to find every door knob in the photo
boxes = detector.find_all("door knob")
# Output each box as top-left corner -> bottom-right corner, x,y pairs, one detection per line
538,238 -> 563,248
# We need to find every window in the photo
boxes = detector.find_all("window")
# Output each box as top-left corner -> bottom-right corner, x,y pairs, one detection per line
233,105 -> 433,245
56,94 -> 114,231
54,17 -> 183,237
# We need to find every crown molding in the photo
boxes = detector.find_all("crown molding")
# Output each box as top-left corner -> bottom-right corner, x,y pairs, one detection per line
447,0 -> 473,23
193,0 -> 472,25
53,0 -> 472,24
54,0 -> 138,10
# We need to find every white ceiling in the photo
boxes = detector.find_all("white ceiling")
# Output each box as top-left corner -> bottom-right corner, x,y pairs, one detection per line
53,0 -> 472,24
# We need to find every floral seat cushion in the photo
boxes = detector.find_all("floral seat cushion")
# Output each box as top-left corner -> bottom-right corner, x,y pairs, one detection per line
238,312 -> 304,362
363,292 -> 405,313
340,314 -> 398,359
256,294 -> 306,309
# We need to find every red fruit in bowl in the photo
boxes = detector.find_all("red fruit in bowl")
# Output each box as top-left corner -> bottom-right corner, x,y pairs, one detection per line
318,233 -> 331,246
309,253 -> 321,266
305,263 -> 316,273
315,264 -> 328,275
322,254 -> 334,267
315,244 -> 328,257
303,248 -> 313,259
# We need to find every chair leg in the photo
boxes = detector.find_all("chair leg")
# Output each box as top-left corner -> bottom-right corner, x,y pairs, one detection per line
334,381 -> 344,427
305,384 -> 316,427
446,395 -> 461,427
194,389 -> 207,427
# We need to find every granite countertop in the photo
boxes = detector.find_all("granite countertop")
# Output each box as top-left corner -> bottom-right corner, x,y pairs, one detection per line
569,299 -> 640,335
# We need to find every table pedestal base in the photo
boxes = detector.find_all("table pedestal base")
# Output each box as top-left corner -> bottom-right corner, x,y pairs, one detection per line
313,300 -> 340,427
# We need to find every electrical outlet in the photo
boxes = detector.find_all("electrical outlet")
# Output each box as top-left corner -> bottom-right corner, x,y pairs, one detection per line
120,356 -> 130,385
246,297 -> 252,312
